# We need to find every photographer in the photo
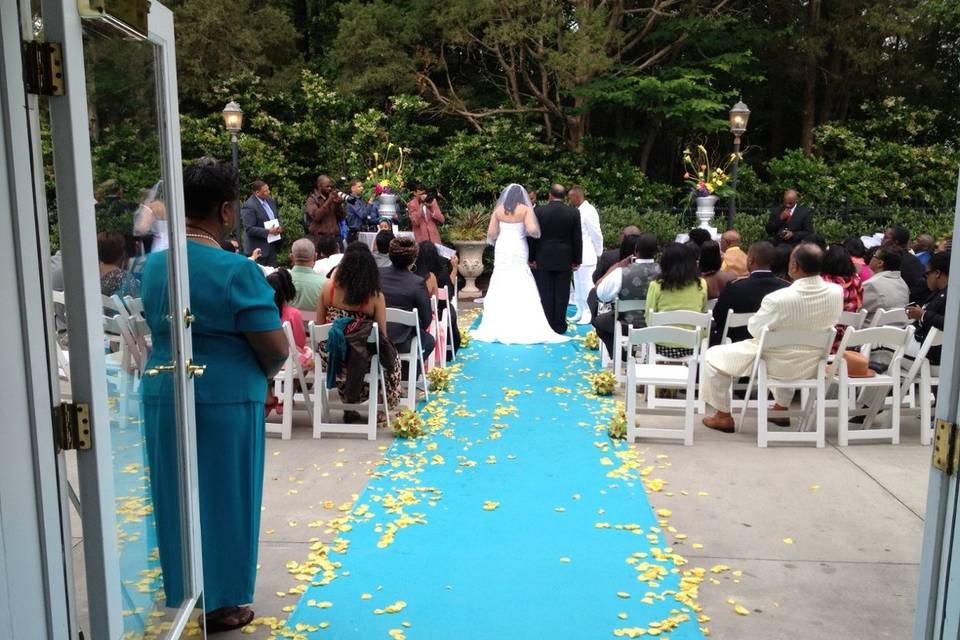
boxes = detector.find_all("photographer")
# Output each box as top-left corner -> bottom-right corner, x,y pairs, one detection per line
304,174 -> 344,239
407,184 -> 445,244
345,179 -> 379,237
765,189 -> 814,246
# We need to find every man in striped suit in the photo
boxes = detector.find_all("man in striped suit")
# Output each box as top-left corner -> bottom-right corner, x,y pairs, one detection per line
702,243 -> 844,433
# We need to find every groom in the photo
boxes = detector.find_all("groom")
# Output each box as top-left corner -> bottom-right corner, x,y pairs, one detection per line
529,184 -> 582,334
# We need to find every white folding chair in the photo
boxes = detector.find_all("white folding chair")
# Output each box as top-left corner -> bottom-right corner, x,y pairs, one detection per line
607,299 -> 645,383
737,328 -> 835,448
424,296 -> 441,370
310,321 -> 390,440
386,308 -> 430,410
838,309 -> 868,332
647,310 -> 711,412
706,298 -> 718,312
719,310 -> 754,345
625,326 -> 701,446
898,328 -> 942,445
827,326 -> 914,446
123,295 -> 145,319
436,287 -> 456,363
266,321 -> 315,440
869,307 -> 909,328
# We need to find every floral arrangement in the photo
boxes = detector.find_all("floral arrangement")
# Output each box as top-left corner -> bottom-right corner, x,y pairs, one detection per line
426,367 -> 451,392
392,408 -> 424,438
608,402 -> 627,440
590,370 -> 617,396
459,330 -> 472,349
682,144 -> 738,198
582,330 -> 599,351
366,142 -> 407,194
447,207 -> 490,242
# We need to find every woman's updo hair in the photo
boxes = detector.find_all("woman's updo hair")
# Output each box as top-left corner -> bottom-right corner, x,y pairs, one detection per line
182,157 -> 239,220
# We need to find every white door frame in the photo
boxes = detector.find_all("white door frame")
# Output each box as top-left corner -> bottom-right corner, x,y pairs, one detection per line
0,1 -> 72,637
915,171 -> 960,639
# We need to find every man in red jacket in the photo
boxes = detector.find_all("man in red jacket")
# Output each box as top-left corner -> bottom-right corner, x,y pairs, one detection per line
407,185 -> 445,244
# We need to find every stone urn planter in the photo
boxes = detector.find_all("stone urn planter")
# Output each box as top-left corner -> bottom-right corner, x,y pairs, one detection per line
694,195 -> 719,239
453,240 -> 486,299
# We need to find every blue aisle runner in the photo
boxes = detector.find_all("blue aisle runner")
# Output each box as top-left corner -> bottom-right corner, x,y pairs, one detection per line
278,330 -> 708,639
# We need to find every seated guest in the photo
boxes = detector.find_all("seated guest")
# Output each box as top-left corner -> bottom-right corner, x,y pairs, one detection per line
414,240 -> 461,354
771,243 -> 793,281
313,234 -> 343,278
380,238 -> 435,357
373,229 -> 395,268
862,246 -> 909,325
700,240 -> 738,300
702,244 -> 843,433
288,238 -> 326,313
594,225 -> 641,284
98,231 -> 140,298
912,234 -> 935,267
588,233 -> 641,325
905,251 -> 949,364
688,227 -> 711,248
593,233 -> 660,357
884,225 -> 928,303
645,242 -> 708,358
709,241 -> 788,346
842,236 -> 873,282
821,245 -> 863,350
720,230 -> 748,278
316,243 -> 400,410
266,269 -> 313,372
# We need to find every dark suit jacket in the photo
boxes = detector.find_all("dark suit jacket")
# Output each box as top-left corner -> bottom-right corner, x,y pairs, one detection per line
899,250 -> 930,303
594,248 -> 620,284
379,266 -> 432,349
914,286 -> 946,364
528,200 -> 582,271
765,204 -> 814,245
709,271 -> 790,346
241,194 -> 280,258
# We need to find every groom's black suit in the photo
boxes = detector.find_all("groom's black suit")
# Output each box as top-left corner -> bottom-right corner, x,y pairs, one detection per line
529,200 -> 582,334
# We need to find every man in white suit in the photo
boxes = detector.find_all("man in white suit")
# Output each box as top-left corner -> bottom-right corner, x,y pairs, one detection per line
568,186 -> 604,324
702,243 -> 844,433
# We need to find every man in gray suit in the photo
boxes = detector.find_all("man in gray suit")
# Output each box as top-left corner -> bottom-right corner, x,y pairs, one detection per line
241,180 -> 283,266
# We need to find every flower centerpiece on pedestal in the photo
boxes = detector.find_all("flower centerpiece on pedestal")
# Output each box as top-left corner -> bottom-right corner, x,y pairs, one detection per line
682,145 -> 737,238
365,143 -> 407,222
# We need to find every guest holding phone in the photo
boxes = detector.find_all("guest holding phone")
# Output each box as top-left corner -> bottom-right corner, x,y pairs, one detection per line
766,189 -> 814,246
904,251 -> 949,364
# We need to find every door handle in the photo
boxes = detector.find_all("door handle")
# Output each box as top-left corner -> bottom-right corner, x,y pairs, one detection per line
186,360 -> 206,378
145,363 -> 175,377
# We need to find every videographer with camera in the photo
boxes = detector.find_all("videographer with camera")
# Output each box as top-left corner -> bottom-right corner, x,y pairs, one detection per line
765,188 -> 814,246
407,184 -> 445,244
304,174 -> 344,240
345,178 -> 379,238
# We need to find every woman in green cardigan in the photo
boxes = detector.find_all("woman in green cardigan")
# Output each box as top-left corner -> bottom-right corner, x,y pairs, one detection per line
645,242 -> 708,357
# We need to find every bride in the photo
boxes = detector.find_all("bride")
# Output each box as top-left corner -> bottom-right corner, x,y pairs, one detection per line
472,184 -> 570,344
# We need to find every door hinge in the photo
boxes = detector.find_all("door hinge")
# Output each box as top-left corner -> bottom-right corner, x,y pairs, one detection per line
932,419 -> 960,475
54,402 -> 91,453
22,41 -> 64,96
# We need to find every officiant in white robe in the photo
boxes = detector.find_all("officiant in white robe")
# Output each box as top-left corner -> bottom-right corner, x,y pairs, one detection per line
569,186 -> 604,324
702,244 -> 843,432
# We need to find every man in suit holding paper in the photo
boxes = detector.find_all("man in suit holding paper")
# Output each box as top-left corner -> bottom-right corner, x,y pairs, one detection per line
241,179 -> 283,266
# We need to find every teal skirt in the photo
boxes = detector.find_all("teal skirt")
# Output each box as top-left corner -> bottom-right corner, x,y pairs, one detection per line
144,400 -> 265,612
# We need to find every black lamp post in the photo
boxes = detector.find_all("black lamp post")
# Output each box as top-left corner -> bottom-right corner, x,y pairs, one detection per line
727,100 -> 750,230
222,101 -> 243,240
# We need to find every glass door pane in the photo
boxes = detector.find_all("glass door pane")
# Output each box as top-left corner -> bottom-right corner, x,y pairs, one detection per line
40,0 -> 202,637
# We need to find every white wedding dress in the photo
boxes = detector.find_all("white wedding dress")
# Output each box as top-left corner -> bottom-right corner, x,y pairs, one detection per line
472,221 -> 570,344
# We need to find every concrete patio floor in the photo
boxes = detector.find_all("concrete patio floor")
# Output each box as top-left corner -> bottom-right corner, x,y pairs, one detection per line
221,406 -> 932,640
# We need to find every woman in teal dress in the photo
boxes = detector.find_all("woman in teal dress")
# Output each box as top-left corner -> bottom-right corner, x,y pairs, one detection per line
141,158 -> 287,632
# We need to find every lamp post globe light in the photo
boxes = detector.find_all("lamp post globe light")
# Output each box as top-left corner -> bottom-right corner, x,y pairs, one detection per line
727,100 -> 750,230
222,101 -> 243,240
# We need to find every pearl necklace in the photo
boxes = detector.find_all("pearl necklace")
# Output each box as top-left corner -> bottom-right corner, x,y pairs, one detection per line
185,228 -> 220,246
